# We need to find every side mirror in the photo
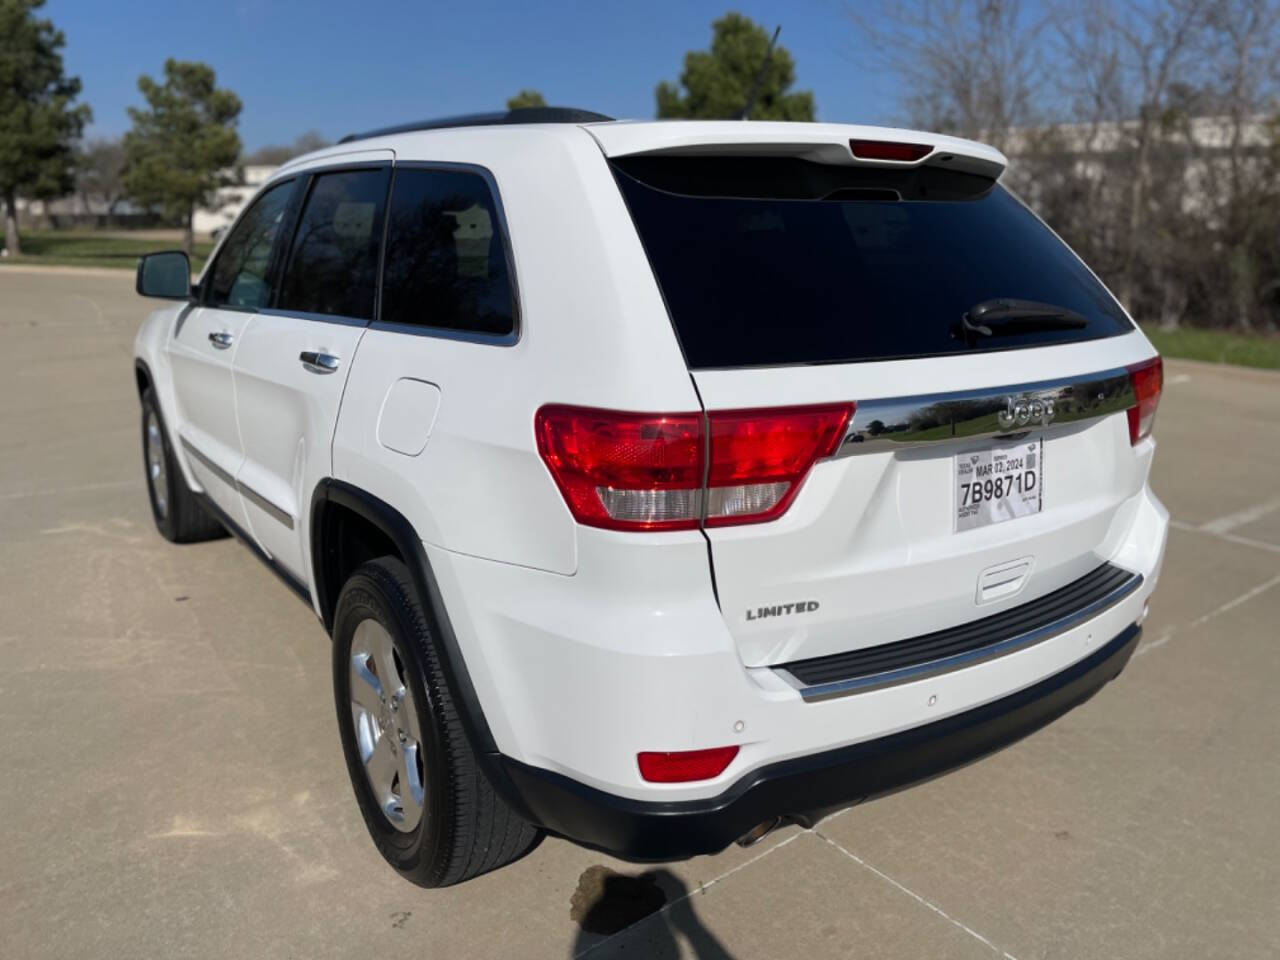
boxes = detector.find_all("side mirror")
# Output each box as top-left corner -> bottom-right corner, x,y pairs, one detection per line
136,250 -> 192,300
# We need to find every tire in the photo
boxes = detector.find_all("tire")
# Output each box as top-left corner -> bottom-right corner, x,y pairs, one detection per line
332,557 -> 541,886
140,388 -> 227,543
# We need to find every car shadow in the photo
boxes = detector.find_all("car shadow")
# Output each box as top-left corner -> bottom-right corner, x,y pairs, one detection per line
569,865 -> 736,959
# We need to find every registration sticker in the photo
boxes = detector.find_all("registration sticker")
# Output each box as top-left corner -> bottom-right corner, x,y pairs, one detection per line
955,438 -> 1043,532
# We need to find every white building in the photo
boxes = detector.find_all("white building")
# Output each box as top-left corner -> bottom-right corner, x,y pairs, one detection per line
193,164 -> 278,237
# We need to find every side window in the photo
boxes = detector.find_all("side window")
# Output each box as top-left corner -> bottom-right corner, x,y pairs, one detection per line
205,180 -> 294,309
277,169 -> 388,320
380,168 -> 516,336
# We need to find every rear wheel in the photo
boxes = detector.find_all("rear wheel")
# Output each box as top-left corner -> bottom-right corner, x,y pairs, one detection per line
140,388 -> 226,543
333,557 -> 540,886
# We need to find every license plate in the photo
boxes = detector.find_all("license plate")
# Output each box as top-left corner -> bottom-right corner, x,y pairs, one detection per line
955,438 -> 1043,532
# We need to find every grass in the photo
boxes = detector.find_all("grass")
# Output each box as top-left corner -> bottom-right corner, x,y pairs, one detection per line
1,230 -> 212,272
1142,324 -> 1280,372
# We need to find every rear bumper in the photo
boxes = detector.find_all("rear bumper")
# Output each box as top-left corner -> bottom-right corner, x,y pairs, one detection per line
495,622 -> 1141,861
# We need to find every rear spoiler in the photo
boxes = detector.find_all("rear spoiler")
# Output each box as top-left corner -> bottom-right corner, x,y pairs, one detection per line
585,121 -> 1007,179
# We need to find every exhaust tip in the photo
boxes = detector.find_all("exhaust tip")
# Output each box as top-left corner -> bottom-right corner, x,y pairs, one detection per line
735,816 -> 782,848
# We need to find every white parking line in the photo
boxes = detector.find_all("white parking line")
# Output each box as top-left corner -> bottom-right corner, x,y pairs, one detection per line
572,829 -> 805,958
1169,518 -> 1280,556
1165,373 -> 1192,386
1135,572 -> 1280,658
1198,497 -> 1280,535
815,829 -> 1020,959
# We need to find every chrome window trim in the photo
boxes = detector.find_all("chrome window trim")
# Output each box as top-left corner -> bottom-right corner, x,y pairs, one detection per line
835,366 -> 1135,456
180,437 -> 295,530
371,160 -> 521,347
776,567 -> 1143,702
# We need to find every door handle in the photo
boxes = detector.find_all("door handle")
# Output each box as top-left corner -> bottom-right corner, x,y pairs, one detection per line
300,351 -> 341,374
208,331 -> 234,349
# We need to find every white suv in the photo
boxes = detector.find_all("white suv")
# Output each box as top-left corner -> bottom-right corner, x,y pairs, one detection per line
133,108 -> 1167,886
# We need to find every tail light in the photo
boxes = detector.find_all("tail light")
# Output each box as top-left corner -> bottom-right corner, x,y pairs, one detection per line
638,746 -> 739,783
535,403 -> 853,531
1126,356 -> 1163,445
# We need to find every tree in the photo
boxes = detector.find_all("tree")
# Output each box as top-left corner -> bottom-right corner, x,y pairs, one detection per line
123,59 -> 241,254
849,0 -> 1047,151
656,13 -> 815,121
507,89 -> 547,110
242,130 -> 330,166
0,0 -> 91,255
76,138 -> 126,223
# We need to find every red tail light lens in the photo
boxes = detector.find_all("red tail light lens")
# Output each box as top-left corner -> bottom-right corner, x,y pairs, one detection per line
534,406 -> 704,530
705,404 -> 853,526
535,403 -> 853,530
849,139 -> 933,162
1126,356 -> 1163,445
638,746 -> 739,783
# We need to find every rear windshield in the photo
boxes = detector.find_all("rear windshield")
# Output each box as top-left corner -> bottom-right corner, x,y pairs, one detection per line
611,157 -> 1133,369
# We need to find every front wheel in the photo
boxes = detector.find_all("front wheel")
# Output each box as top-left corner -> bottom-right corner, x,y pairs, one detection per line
140,388 -> 226,543
332,557 -> 540,886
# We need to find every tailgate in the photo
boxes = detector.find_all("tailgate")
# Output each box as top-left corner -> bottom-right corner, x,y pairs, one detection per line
693,334 -> 1159,667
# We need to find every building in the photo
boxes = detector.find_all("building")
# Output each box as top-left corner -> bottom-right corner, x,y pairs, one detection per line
192,164 -> 278,237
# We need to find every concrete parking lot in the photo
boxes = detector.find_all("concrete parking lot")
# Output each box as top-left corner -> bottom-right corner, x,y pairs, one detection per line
2,266 -> 1279,959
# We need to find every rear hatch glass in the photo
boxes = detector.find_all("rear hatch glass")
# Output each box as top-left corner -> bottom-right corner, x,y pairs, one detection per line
610,156 -> 1133,369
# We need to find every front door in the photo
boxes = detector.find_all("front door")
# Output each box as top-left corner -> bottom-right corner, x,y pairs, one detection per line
167,178 -> 297,526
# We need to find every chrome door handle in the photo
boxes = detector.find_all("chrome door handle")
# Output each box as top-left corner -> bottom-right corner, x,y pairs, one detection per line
208,331 -> 234,349
300,351 -> 341,374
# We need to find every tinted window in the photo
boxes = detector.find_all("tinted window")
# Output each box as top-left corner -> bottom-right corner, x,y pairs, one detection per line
278,169 -> 388,320
612,157 -> 1133,369
205,180 -> 294,309
379,168 -> 515,336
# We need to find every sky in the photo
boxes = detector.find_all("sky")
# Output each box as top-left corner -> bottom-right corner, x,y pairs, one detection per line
50,0 -> 901,151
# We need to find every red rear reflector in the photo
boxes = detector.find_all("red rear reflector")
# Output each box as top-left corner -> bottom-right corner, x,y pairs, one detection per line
535,403 -> 854,530
1126,356 -> 1163,444
849,139 -> 933,162
638,746 -> 739,783
534,406 -> 703,531
705,404 -> 853,526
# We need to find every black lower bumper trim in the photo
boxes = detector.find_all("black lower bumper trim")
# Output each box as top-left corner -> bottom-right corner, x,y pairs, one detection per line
497,622 -> 1141,862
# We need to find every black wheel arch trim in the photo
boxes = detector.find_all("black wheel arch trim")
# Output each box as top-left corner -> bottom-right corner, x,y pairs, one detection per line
309,479 -> 502,761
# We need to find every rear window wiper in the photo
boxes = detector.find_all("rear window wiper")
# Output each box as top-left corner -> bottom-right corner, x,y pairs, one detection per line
960,298 -> 1089,338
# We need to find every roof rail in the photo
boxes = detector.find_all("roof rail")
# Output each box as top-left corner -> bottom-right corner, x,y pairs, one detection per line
337,107 -> 615,144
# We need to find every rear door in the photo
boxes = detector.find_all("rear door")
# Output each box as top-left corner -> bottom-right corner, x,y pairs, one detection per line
611,153 -> 1159,667
167,178 -> 297,525
232,159 -> 391,580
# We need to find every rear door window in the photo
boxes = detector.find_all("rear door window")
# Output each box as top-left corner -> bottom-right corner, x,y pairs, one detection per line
378,167 -> 516,337
277,168 -> 390,321
611,156 -> 1133,369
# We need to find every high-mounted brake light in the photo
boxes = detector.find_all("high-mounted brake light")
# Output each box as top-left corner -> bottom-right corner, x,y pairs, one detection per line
638,746 -> 739,783
535,403 -> 853,531
849,139 -> 933,162
1126,356 -> 1163,445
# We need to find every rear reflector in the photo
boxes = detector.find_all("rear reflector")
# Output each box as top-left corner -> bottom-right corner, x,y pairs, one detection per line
535,403 -> 853,531
849,139 -> 933,162
638,746 -> 739,783
1126,356 -> 1163,444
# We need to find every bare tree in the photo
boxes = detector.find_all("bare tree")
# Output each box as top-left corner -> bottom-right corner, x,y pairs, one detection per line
75,138 -> 125,224
849,0 -> 1048,150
